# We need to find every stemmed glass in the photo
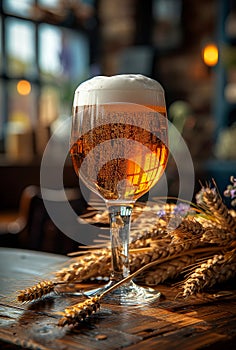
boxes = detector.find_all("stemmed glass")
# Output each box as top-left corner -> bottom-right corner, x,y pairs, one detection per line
70,74 -> 168,304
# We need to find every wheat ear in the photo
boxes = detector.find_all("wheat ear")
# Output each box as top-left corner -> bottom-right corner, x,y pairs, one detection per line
55,250 -> 111,282
58,295 -> 100,327
199,187 -> 236,233
182,253 -> 236,298
136,255 -> 197,286
200,228 -> 235,245
17,280 -> 58,303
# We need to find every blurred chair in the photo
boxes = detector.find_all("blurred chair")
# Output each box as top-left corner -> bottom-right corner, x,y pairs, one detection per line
0,185 -> 39,243
23,187 -> 86,254
0,185 -> 87,255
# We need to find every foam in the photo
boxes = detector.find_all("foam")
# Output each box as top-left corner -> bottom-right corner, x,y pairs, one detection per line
74,74 -> 164,106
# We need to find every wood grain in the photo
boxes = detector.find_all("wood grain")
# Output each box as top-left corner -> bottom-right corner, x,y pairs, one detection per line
0,248 -> 235,349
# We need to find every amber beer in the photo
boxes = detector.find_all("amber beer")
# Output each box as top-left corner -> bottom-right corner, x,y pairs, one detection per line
70,103 -> 168,202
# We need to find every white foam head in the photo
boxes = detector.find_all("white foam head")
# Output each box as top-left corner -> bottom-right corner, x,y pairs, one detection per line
74,74 -> 165,106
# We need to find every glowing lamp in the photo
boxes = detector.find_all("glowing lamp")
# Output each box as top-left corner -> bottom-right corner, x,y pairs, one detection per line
202,43 -> 218,67
17,80 -> 31,95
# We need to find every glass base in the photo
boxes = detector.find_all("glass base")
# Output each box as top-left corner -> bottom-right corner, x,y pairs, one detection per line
84,280 -> 161,305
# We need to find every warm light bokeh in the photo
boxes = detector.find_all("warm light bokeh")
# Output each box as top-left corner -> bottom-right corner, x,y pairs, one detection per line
17,80 -> 31,95
202,43 -> 219,66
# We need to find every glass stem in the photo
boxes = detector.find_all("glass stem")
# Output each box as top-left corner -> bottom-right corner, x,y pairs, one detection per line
107,205 -> 133,283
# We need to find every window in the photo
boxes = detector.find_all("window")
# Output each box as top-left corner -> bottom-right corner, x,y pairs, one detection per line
6,18 -> 36,77
0,0 -> 93,156
39,24 -> 62,79
3,0 -> 34,18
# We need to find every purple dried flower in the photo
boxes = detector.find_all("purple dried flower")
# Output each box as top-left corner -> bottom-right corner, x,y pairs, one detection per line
230,189 -> 236,198
174,203 -> 190,216
156,209 -> 167,218
224,176 -> 236,207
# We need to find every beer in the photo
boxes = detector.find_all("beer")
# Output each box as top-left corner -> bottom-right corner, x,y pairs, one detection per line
70,103 -> 168,202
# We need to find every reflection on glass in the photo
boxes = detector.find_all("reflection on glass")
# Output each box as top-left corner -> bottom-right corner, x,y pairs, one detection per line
3,0 -> 34,18
6,18 -> 36,77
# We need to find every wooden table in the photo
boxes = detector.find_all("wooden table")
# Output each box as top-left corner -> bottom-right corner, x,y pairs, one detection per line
0,247 -> 235,350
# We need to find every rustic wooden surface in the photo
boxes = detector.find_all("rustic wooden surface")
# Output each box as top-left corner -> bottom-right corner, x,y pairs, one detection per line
0,247 -> 235,350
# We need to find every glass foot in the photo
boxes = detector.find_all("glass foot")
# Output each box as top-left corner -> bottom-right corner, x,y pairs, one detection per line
84,280 -> 161,305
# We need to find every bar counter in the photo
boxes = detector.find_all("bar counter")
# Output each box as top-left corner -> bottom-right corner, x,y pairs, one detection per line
0,247 -> 235,349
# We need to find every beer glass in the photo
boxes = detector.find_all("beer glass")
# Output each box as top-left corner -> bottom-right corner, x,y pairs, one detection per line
70,74 -> 168,304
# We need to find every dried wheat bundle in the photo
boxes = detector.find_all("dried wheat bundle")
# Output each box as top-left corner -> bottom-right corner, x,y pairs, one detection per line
17,220 -> 234,303
16,217 -> 195,302
56,245 -> 225,327
54,218 -> 204,284
56,249 -> 201,327
17,179 -> 236,304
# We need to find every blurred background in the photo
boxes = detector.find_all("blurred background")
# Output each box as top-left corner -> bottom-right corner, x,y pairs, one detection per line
0,0 -> 236,253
